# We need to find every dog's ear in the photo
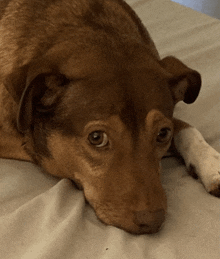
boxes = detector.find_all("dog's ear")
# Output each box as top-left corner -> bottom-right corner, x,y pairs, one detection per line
4,60 -> 69,133
161,56 -> 201,104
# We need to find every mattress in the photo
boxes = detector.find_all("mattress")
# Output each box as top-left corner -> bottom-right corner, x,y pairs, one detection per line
0,0 -> 220,258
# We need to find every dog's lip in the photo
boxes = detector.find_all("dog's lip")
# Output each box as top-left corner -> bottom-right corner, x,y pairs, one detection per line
94,207 -> 165,235
128,224 -> 163,235
104,219 -> 164,235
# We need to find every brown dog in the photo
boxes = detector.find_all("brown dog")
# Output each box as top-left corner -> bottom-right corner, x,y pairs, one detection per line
0,0 -> 220,234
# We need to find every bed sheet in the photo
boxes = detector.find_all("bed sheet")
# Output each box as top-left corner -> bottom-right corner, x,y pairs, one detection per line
0,0 -> 220,258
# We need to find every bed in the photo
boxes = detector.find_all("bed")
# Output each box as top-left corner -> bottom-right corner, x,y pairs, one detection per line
0,0 -> 220,258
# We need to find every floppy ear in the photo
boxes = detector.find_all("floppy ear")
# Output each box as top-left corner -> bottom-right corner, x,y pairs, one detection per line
160,56 -> 201,104
4,60 -> 69,133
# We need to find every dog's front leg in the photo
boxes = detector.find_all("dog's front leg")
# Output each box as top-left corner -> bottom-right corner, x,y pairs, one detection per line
172,118 -> 220,197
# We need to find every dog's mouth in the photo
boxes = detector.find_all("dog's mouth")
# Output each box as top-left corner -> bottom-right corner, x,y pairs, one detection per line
93,206 -> 166,235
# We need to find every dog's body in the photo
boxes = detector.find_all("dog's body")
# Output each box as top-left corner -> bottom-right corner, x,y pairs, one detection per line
0,0 -> 219,234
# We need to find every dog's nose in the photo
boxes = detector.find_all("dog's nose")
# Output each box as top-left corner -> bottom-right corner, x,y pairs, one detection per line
134,209 -> 165,233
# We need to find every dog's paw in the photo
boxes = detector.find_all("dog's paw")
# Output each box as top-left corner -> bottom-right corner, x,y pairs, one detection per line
208,175 -> 220,197
174,126 -> 220,197
189,149 -> 220,197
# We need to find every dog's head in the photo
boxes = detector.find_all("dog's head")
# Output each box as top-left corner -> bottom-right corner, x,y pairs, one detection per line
5,45 -> 201,234
3,0 -> 201,234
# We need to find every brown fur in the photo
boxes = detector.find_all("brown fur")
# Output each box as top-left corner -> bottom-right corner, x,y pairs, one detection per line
0,0 -> 201,234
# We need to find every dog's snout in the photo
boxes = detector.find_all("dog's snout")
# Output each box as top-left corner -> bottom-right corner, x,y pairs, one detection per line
134,209 -> 165,233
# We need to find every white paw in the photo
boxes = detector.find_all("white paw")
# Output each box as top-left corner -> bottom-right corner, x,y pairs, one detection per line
192,149 -> 220,196
208,175 -> 220,197
174,127 -> 220,197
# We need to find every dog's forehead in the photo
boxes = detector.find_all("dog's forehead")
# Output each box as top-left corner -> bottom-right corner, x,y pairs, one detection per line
57,54 -> 174,135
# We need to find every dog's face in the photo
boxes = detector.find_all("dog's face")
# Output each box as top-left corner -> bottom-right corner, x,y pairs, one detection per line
3,0 -> 201,234
39,47 -> 175,235
8,43 -> 200,234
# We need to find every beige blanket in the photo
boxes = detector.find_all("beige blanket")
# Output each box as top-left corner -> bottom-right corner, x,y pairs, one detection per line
1,0 -> 220,258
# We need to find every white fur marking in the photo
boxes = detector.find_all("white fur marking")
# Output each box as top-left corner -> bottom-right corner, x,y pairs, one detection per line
174,127 -> 220,194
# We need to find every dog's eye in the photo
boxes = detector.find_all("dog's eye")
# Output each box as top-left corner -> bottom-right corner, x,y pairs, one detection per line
157,127 -> 172,143
88,131 -> 109,148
